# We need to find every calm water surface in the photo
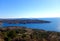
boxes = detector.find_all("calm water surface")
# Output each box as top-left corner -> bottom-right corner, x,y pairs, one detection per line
2,18 -> 60,32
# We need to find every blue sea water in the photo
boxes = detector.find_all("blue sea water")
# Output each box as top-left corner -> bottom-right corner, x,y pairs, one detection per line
2,18 -> 60,32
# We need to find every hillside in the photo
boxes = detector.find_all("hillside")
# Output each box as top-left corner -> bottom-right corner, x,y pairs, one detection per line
0,26 -> 60,41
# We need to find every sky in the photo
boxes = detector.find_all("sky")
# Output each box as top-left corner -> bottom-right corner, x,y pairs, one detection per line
0,0 -> 60,18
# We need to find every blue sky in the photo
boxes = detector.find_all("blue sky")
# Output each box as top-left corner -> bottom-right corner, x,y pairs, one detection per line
0,0 -> 60,18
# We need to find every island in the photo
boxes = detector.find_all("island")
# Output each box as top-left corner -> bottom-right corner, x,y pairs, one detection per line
0,19 -> 51,24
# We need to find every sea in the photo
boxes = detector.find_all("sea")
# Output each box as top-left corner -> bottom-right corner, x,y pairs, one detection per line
1,18 -> 60,32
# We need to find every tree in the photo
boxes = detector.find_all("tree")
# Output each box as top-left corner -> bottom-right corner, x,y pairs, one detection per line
7,30 -> 17,38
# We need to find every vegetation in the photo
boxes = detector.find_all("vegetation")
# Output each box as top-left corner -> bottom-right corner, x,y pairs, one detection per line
0,26 -> 60,41
0,19 -> 50,24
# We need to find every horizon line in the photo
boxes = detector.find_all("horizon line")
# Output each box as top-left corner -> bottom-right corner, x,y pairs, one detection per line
0,17 -> 60,19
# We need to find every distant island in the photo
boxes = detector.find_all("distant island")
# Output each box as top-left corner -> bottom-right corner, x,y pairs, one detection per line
0,19 -> 51,24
